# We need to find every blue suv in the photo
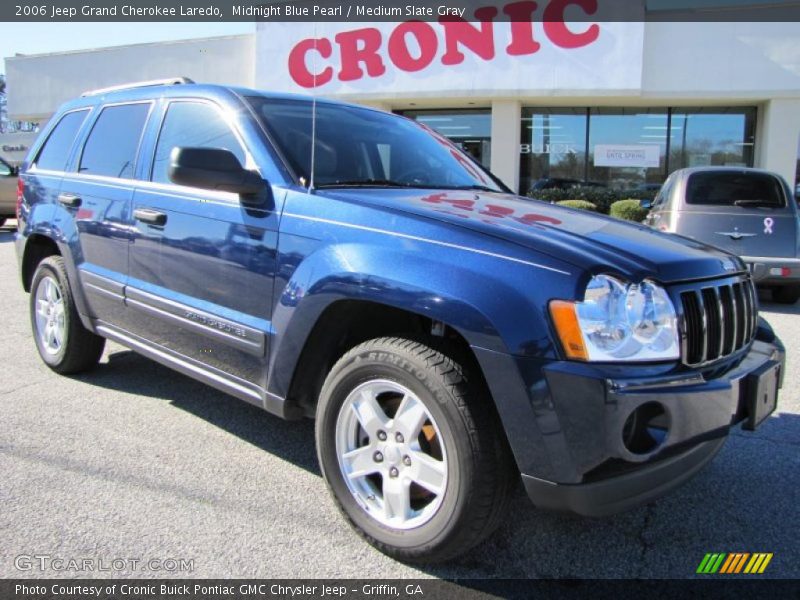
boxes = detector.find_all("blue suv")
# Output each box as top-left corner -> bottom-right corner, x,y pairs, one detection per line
16,79 -> 785,562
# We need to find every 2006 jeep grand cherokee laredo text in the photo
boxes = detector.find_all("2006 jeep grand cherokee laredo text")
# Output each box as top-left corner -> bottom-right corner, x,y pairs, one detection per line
15,79 -> 785,562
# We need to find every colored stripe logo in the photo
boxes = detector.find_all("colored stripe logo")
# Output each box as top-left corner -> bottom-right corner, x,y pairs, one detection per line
697,553 -> 773,574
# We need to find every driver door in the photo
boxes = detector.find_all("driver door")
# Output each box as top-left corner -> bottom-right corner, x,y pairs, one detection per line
127,99 -> 279,391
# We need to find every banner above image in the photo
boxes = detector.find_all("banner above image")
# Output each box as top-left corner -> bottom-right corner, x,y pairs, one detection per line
256,3 -> 645,98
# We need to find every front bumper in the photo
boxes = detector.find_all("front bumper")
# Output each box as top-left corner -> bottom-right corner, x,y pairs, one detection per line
474,335 -> 784,517
522,437 -> 726,517
743,256 -> 800,286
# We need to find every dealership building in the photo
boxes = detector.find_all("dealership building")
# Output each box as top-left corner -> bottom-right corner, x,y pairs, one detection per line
4,13 -> 800,193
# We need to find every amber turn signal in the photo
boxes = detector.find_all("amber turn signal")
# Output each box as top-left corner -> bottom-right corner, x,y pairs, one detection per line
549,300 -> 589,361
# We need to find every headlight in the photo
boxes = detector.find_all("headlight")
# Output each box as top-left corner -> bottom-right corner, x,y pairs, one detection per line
550,274 -> 680,362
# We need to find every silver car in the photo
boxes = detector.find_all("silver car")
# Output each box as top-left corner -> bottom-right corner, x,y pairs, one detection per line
0,156 -> 18,227
644,167 -> 800,304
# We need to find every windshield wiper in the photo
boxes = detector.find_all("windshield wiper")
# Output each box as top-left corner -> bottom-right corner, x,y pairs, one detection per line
438,184 -> 499,193
315,179 -> 419,189
733,199 -> 779,208
315,180 -> 501,192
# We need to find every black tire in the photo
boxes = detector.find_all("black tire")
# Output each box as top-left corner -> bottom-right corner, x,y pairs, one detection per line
29,256 -> 105,374
315,337 -> 516,563
772,285 -> 800,305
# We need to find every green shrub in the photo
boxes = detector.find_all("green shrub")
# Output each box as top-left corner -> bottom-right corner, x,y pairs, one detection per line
529,186 -> 619,213
610,199 -> 649,222
556,199 -> 597,212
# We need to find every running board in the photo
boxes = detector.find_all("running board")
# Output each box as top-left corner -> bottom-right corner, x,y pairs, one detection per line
94,323 -> 292,418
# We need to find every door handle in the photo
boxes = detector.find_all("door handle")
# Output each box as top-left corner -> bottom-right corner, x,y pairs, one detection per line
133,208 -> 167,226
58,193 -> 82,208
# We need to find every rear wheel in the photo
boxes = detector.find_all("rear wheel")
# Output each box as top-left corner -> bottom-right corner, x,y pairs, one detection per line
315,337 -> 515,562
30,256 -> 105,374
772,285 -> 800,305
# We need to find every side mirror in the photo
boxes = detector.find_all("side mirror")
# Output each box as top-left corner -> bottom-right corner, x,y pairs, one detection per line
168,147 -> 265,197
639,198 -> 652,210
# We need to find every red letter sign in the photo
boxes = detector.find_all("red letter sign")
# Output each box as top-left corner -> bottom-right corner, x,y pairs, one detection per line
388,21 -> 438,72
439,6 -> 499,65
335,28 -> 387,82
504,1 -> 542,56
543,0 -> 600,49
288,38 -> 333,88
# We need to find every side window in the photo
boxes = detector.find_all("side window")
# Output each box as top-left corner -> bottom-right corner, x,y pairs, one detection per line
79,103 -> 150,179
151,101 -> 246,185
34,110 -> 89,172
0,160 -> 11,176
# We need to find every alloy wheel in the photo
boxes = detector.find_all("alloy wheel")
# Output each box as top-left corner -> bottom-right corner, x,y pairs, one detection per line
335,379 -> 448,530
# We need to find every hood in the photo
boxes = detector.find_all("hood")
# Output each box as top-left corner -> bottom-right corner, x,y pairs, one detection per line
315,188 -> 745,284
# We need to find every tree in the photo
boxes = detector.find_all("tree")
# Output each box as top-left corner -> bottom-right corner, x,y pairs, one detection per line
0,74 -> 8,134
0,75 -> 38,134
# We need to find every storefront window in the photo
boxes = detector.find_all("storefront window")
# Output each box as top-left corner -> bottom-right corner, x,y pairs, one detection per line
400,109 -> 491,168
670,107 -> 756,170
588,108 -> 668,191
519,108 -> 587,194
519,106 -> 757,195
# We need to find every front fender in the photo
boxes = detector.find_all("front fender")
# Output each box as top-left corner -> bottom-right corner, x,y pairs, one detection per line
266,240 -> 562,399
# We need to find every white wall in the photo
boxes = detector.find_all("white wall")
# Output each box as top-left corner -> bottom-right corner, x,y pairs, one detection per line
490,100 -> 521,191
642,22 -> 800,98
6,35 -> 255,121
757,98 -> 800,186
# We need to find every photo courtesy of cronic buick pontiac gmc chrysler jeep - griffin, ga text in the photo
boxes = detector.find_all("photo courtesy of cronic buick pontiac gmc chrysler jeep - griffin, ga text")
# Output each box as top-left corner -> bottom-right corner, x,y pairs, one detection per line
14,79 -> 785,562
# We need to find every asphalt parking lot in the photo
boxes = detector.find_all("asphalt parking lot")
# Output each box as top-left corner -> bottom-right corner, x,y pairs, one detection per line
0,222 -> 798,580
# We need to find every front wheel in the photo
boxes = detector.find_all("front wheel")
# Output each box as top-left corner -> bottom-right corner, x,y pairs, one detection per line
30,256 -> 105,374
315,337 -> 515,562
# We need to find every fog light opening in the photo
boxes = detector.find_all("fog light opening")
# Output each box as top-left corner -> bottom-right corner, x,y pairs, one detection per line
622,402 -> 670,455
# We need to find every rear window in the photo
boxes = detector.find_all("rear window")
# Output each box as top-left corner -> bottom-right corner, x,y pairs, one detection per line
79,103 -> 151,179
686,171 -> 785,208
35,110 -> 89,171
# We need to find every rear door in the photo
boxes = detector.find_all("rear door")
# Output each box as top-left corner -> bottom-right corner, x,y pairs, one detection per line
25,109 -> 92,231
675,170 -> 798,258
59,101 -> 152,324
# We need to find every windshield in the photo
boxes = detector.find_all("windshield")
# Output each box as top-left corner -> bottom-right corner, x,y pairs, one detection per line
686,171 -> 786,208
246,96 -> 502,192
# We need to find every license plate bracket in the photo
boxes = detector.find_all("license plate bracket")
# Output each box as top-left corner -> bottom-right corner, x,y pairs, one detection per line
743,360 -> 780,431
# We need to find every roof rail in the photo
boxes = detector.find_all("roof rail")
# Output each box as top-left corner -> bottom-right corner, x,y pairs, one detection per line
81,77 -> 195,97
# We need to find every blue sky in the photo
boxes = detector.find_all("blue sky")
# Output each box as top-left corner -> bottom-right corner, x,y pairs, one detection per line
1,23 -> 255,75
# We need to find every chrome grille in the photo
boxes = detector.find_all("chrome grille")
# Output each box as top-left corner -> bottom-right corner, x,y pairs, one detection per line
680,278 -> 757,366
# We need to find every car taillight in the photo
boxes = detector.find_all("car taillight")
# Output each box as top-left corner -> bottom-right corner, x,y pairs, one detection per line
16,177 -> 24,221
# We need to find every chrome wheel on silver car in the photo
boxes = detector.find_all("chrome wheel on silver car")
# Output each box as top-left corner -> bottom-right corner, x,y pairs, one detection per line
335,379 -> 448,530
316,337 -> 516,563
34,275 -> 66,355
